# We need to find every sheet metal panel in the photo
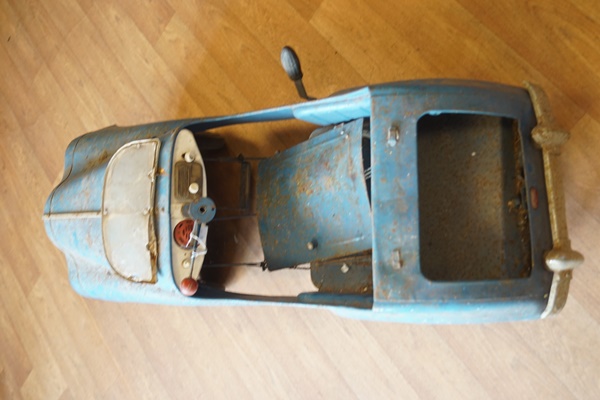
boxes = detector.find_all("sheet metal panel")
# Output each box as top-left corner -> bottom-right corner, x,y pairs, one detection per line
257,118 -> 372,269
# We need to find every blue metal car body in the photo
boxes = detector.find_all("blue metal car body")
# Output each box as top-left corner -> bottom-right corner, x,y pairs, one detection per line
43,79 -> 582,323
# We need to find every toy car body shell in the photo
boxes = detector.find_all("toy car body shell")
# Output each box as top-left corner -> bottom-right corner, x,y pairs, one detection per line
43,80 -> 582,323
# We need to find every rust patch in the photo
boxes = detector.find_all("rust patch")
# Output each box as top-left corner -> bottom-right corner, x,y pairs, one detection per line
417,113 -> 532,282
311,250 -> 373,295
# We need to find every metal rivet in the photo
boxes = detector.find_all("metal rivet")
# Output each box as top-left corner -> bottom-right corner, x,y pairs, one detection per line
341,263 -> 350,274
387,125 -> 400,147
184,152 -> 195,163
307,240 -> 317,250
182,259 -> 191,269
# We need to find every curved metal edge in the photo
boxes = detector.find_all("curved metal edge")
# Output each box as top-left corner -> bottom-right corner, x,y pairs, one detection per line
524,82 -> 584,318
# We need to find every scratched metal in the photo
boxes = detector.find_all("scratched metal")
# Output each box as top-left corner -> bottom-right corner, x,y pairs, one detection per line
257,118 -> 372,269
43,80 -> 558,323
311,251 -> 373,295
369,81 -> 553,322
44,121 -> 188,303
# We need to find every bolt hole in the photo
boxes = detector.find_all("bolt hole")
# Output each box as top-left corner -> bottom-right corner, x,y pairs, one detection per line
199,206 -> 207,214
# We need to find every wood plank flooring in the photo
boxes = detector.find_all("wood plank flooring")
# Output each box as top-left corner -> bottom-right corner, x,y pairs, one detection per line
1,0 -> 599,399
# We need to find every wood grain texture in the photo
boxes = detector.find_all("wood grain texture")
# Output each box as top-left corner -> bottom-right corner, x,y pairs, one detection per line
1,0 -> 599,399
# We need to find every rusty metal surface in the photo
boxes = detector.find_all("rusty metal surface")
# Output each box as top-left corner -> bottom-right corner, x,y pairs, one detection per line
257,118 -> 372,269
525,82 -> 584,318
311,251 -> 373,295
43,120 -> 195,303
417,114 -> 531,281
368,81 -> 554,322
42,80 -> 569,323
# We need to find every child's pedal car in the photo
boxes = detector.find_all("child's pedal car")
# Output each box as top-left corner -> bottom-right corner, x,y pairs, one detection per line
43,49 -> 582,323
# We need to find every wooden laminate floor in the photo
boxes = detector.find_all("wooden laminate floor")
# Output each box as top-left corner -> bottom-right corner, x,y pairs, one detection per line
1,0 -> 599,399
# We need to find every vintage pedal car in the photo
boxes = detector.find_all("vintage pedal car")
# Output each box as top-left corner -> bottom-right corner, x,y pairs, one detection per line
43,49 -> 582,323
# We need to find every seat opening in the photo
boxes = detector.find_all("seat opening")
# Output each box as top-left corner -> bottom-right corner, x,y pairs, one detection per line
417,113 -> 532,282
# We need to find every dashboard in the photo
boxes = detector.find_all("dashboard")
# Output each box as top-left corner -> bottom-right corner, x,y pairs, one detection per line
170,129 -> 208,294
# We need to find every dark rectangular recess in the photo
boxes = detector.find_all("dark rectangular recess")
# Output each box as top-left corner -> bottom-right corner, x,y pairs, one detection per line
417,113 -> 532,281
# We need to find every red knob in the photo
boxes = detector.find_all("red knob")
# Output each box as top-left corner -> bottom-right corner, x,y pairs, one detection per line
180,277 -> 198,296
